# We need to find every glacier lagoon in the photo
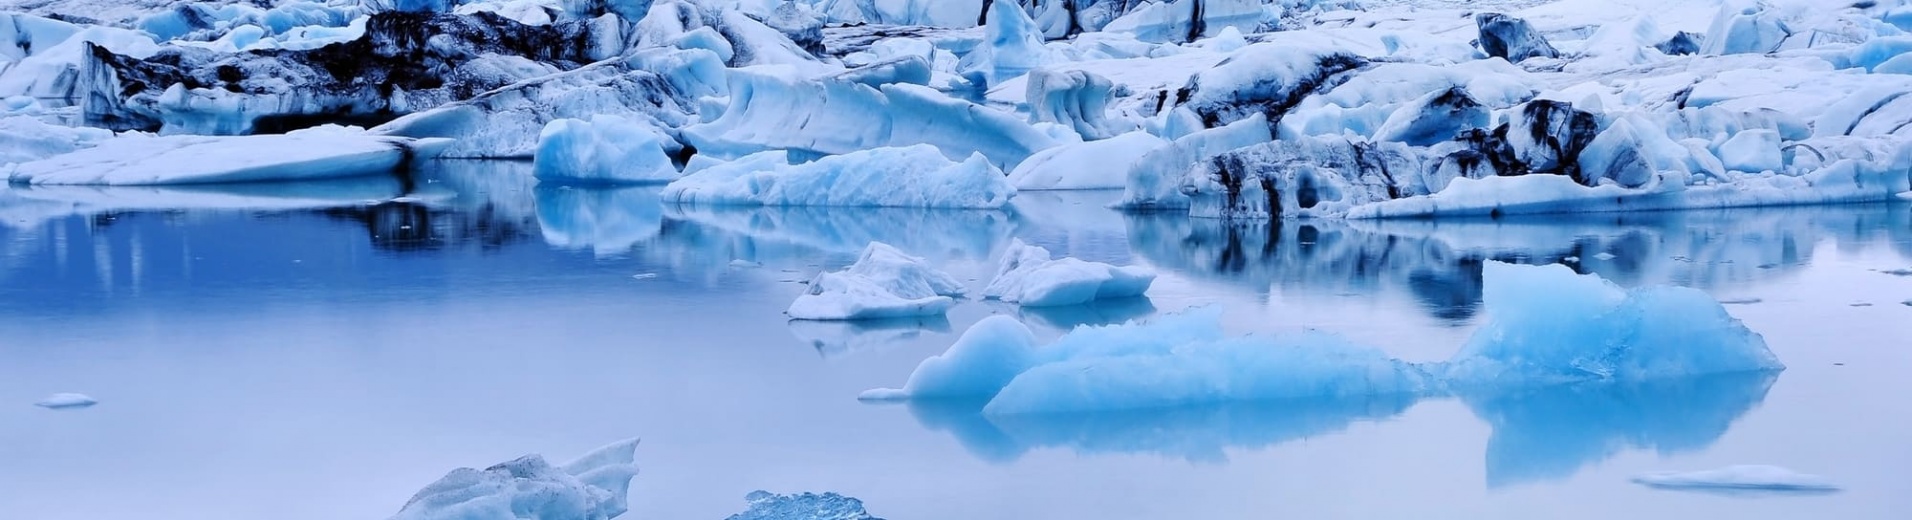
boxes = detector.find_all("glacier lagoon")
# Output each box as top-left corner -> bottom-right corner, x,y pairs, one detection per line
1,161 -> 1910,519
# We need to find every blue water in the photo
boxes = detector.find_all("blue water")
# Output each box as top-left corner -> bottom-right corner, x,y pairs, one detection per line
1,161 -> 1908,519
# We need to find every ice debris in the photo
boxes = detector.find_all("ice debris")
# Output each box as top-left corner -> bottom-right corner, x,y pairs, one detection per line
983,239 -> 1155,307
788,242 -> 967,321
34,393 -> 98,409
863,262 -> 1783,414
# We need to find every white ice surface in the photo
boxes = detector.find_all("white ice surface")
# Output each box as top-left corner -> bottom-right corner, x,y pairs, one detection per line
1007,131 -> 1166,190
388,438 -> 641,520
983,239 -> 1155,307
787,242 -> 967,321
533,115 -> 682,184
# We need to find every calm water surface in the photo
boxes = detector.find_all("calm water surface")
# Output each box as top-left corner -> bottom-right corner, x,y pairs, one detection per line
2,161 -> 1908,519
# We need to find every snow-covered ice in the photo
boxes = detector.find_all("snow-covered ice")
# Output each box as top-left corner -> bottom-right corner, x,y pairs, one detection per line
661,146 -> 1014,208
983,239 -> 1155,307
388,438 -> 641,520
33,392 -> 97,409
864,262 -> 1782,414
1631,465 -> 1842,496
787,242 -> 967,321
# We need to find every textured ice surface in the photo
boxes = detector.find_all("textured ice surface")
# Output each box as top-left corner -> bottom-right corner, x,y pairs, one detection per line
1632,465 -> 1841,496
866,262 -> 1782,414
33,392 -> 97,409
787,242 -> 967,321
726,490 -> 883,520
388,438 -> 640,520
662,145 -> 1014,208
983,239 -> 1155,307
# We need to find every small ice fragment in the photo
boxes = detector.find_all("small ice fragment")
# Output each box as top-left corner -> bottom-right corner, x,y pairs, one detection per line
1718,298 -> 1763,305
727,490 -> 880,520
730,260 -> 762,268
35,393 -> 97,409
632,273 -> 659,280
1880,269 -> 1912,276
1593,252 -> 1618,260
1563,256 -> 1580,263
857,388 -> 908,401
1851,303 -> 1873,307
1631,465 -> 1840,496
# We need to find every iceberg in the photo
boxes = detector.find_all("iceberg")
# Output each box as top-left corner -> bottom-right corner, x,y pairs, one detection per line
956,0 -> 1054,89
983,239 -> 1155,307
787,242 -> 968,320
33,392 -> 98,409
864,262 -> 1783,414
1631,465 -> 1841,496
533,115 -> 683,184
726,490 -> 883,520
661,145 -> 1014,209
388,438 -> 641,520
6,126 -> 449,185
1024,68 -> 1120,141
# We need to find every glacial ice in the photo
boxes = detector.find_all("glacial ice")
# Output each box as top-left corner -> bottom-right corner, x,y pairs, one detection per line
864,262 -> 1783,414
6,126 -> 449,185
726,490 -> 883,520
388,438 -> 641,520
661,145 -> 1014,209
0,115 -> 117,165
956,0 -> 1053,89
1008,131 -> 1166,190
681,69 -> 1058,170
787,242 -> 967,321
533,115 -> 682,184
1631,465 -> 1841,496
33,392 -> 97,409
983,239 -> 1155,307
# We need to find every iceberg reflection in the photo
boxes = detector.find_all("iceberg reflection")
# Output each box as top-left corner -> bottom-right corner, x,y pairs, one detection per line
787,316 -> 953,359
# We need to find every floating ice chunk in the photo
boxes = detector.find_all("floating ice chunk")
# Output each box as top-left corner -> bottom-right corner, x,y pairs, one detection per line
983,239 -> 1154,307
788,242 -> 967,321
1442,262 -> 1783,387
7,127 -> 448,186
34,393 -> 97,409
1008,131 -> 1166,190
1631,465 -> 1840,496
389,438 -> 641,520
726,490 -> 882,520
866,263 -> 1783,414
662,145 -> 1014,209
533,115 -> 682,184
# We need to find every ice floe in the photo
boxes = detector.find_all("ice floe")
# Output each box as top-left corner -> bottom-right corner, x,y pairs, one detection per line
33,392 -> 97,409
6,126 -> 448,185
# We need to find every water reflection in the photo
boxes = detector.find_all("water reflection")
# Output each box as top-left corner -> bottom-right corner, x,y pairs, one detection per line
897,373 -> 1777,487
1458,372 -> 1780,488
1128,206 -> 1912,323
787,316 -> 953,358
535,185 -> 664,257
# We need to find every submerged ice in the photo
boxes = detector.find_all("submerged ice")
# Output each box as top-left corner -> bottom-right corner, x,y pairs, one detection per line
864,262 -> 1783,414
